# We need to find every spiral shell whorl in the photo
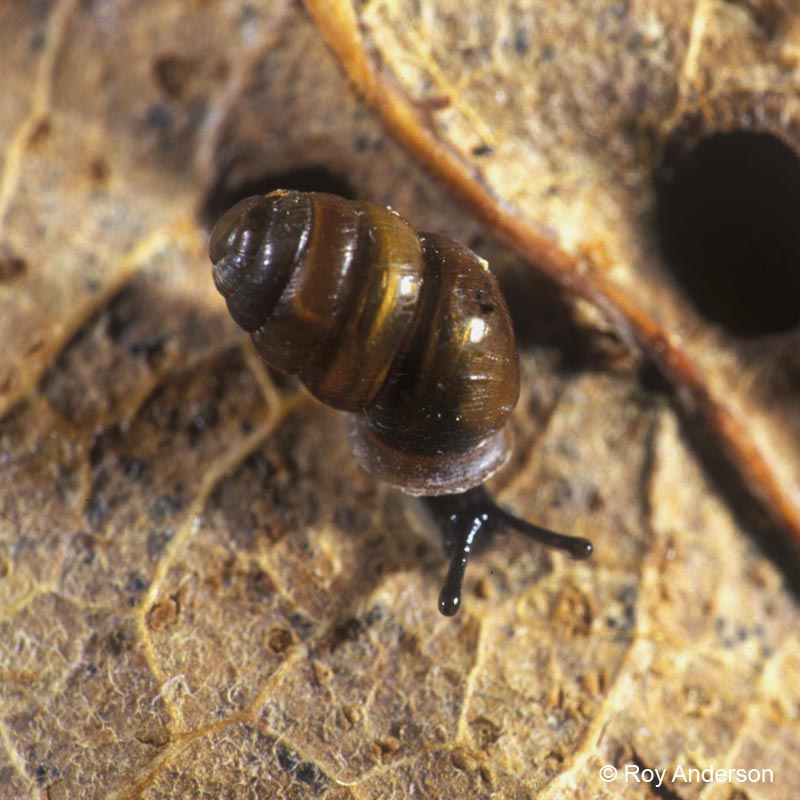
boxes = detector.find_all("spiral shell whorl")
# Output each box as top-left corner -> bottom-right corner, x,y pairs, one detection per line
209,190 -> 520,494
210,191 -> 426,411
210,192 -> 312,333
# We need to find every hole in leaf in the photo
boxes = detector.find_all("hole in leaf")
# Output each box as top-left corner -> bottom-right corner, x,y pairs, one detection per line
200,164 -> 354,230
654,131 -> 800,337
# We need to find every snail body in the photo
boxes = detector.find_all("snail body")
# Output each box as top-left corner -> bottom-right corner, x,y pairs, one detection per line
210,190 -> 519,496
209,190 -> 591,616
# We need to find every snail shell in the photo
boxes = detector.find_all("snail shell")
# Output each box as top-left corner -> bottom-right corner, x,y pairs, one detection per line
209,190 -> 519,495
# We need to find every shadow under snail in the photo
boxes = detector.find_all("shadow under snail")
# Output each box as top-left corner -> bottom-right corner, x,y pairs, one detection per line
209,190 -> 592,616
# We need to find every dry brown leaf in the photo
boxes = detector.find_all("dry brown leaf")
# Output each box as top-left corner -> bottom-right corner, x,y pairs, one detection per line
306,0 -> 800,550
0,2 -> 797,799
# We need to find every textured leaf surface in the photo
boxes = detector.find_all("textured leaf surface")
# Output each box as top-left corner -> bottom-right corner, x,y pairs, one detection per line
306,0 -> 800,548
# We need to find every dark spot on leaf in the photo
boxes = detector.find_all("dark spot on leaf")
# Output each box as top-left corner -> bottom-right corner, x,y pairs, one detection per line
127,573 -> 148,604
472,143 -> 494,157
631,750 -> 684,800
128,333 -> 170,364
88,157 -> 110,183
606,585 -> 638,633
85,492 -> 109,530
328,606 -> 383,650
354,134 -> 384,152
27,117 -> 51,147
147,529 -> 173,560
200,164 -> 354,231
106,624 -> 135,656
0,245 -> 27,283
611,0 -> 631,19
267,627 -> 296,654
119,457 -> 145,480
246,567 -> 276,602
513,27 -> 530,56
188,405 -> 219,446
470,715 -> 502,750
29,31 -> 45,52
144,103 -> 174,131
275,743 -> 328,790
150,494 -> 183,521
153,54 -> 193,98
106,301 -> 135,341
34,764 -> 50,785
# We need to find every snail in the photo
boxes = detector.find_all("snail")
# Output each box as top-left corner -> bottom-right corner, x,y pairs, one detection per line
209,190 -> 592,616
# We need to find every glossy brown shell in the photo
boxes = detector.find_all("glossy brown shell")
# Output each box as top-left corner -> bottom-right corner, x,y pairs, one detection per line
209,190 -> 519,495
